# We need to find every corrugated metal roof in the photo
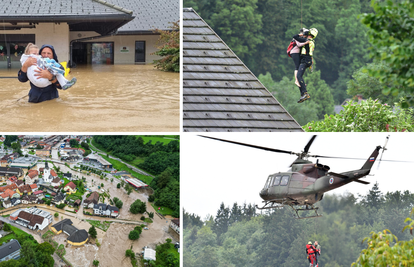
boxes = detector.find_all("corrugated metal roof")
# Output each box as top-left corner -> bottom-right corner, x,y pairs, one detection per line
183,8 -> 303,132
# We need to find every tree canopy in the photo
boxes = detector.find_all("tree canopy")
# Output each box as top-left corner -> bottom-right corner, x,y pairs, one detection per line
304,98 -> 414,132
361,0 -> 414,107
184,184 -> 414,267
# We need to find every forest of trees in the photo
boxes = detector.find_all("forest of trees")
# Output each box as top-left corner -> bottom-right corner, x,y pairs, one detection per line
183,183 -> 414,266
93,136 -> 180,217
183,0 -> 414,126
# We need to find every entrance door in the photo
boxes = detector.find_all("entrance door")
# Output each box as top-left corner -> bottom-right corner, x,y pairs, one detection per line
135,41 -> 145,63
91,42 -> 114,64
72,42 -> 88,66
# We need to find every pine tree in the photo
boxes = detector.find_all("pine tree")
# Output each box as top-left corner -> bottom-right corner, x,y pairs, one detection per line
213,202 -> 230,243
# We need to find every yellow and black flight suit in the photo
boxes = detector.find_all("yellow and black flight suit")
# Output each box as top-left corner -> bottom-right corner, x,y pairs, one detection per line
297,38 -> 315,96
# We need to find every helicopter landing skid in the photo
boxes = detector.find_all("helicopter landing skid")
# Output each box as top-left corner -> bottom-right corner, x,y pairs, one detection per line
289,204 -> 322,219
255,201 -> 285,210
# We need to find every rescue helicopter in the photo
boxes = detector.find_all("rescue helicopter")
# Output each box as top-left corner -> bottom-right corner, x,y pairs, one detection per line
200,135 -> 401,219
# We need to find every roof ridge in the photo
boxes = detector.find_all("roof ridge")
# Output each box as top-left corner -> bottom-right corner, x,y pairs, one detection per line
92,0 -> 133,15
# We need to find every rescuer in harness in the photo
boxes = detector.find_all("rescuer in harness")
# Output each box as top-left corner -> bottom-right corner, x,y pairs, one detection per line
314,241 -> 321,267
306,241 -> 317,267
297,28 -> 318,103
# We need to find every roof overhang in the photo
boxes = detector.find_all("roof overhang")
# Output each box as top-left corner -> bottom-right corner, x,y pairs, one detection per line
0,14 -> 135,35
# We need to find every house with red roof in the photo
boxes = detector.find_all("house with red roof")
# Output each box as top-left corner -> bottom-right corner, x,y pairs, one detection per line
16,184 -> 32,196
0,184 -> 17,193
64,182 -> 77,194
0,188 -> 19,201
50,170 -> 57,178
6,176 -> 18,186
30,184 -> 38,191
25,170 -> 38,185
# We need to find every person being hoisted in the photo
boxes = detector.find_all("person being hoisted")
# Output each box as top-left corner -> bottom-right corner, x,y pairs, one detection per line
296,28 -> 318,103
306,241 -> 317,267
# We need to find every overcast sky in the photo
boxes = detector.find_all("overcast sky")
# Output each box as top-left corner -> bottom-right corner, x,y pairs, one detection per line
181,132 -> 414,220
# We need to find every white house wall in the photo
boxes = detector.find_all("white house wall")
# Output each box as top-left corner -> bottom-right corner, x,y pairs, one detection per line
70,31 -> 161,64
38,219 -> 49,230
1,26 -> 161,66
0,23 -> 70,63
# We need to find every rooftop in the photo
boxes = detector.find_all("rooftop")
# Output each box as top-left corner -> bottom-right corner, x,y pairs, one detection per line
106,0 -> 179,34
182,8 -> 303,132
0,240 -> 21,260
0,0 -> 134,35
52,218 -> 73,232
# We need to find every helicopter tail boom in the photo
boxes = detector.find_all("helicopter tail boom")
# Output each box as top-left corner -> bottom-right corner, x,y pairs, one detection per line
360,145 -> 381,171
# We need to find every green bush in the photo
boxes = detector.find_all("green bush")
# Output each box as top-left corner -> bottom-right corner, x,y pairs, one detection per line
56,204 -> 66,209
305,99 -> 414,132
130,199 -> 146,214
128,230 -> 140,240
125,249 -> 135,258
93,260 -> 99,266
89,225 -> 97,239
152,21 -> 179,72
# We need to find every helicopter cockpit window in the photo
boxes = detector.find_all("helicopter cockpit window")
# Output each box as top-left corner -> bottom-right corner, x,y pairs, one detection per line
280,175 -> 290,186
265,175 -> 274,188
273,175 -> 281,186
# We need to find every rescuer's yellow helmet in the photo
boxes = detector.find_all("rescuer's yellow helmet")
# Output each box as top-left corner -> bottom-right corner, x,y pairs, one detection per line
309,28 -> 318,38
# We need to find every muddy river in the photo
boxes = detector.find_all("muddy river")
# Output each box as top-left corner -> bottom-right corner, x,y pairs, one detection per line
0,65 -> 179,132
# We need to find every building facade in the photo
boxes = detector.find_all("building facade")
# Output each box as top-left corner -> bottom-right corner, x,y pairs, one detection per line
0,0 -> 179,68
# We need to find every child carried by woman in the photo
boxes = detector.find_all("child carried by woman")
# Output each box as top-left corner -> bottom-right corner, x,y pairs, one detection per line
20,43 -> 76,90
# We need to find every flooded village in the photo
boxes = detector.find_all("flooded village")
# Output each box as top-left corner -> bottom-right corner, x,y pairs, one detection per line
0,135 -> 180,267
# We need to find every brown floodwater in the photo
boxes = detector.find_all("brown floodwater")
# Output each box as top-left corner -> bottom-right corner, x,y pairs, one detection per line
0,65 -> 179,132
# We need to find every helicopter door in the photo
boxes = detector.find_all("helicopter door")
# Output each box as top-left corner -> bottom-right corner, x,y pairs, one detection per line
277,175 -> 290,197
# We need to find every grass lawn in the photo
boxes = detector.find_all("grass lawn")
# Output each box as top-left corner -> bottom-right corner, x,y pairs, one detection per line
0,225 -> 34,244
0,233 -> 17,244
144,218 -> 153,223
63,178 -> 70,185
151,204 -> 175,216
2,215 -> 9,218
42,230 -> 55,240
86,220 -> 112,232
66,194 -> 82,202
101,155 -> 153,185
136,135 -> 179,145
11,225 -> 32,237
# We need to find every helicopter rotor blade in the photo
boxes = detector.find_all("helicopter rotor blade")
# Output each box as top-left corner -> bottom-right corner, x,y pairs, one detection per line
304,135 -> 317,153
199,135 -> 296,155
310,154 -> 413,163
309,155 -> 367,160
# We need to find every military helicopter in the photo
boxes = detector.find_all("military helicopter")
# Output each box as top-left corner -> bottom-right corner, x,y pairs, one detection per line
200,135 -> 402,219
